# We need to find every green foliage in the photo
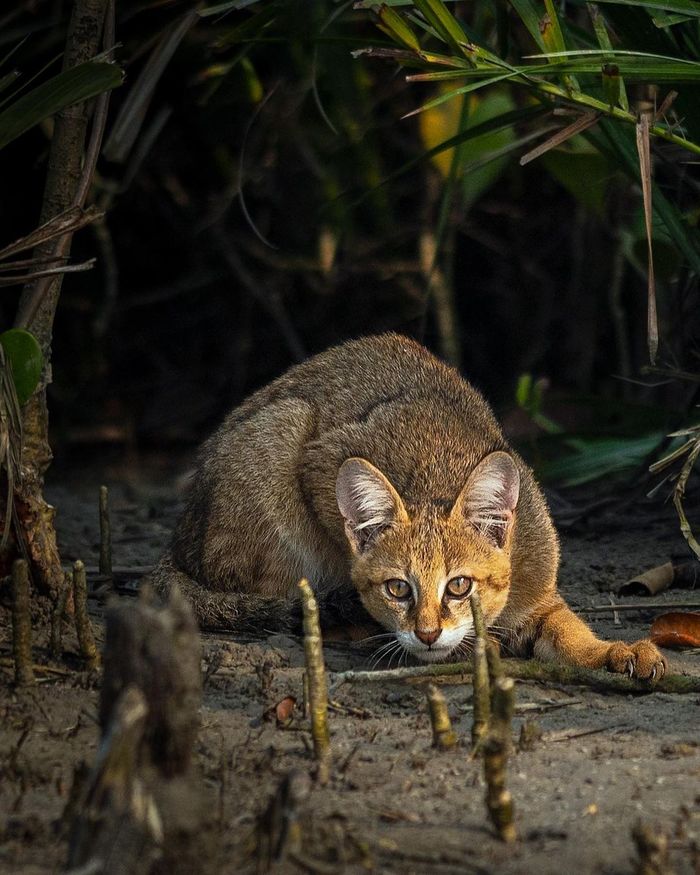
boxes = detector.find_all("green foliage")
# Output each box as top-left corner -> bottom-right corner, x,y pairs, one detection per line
515,374 -> 563,436
0,329 -> 43,405
0,60 -> 123,151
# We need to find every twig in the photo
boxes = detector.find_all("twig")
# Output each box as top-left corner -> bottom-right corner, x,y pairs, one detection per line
98,485 -> 113,584
0,657 -> 72,677
50,570 -> 72,658
329,659 -> 700,695
546,724 -> 625,743
298,579 -> 330,784
577,601 -> 700,614
12,559 -> 35,685
73,560 -> 100,668
426,684 -> 458,750
483,677 -> 516,842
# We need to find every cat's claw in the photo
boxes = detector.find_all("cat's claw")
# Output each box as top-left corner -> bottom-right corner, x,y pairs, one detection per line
606,639 -> 667,681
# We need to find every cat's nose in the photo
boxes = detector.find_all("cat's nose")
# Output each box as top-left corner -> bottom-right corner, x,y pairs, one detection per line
415,628 -> 441,646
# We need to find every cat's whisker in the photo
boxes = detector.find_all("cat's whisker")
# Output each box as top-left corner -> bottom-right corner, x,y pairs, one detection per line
367,637 -> 402,669
358,632 -> 396,645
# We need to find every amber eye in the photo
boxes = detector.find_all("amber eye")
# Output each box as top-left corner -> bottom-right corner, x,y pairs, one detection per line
384,579 -> 412,601
445,576 -> 474,599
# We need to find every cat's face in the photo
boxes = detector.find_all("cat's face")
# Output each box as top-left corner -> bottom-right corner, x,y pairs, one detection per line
336,452 -> 519,663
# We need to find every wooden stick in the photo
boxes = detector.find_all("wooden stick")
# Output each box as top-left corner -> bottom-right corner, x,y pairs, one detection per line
99,484 -> 113,585
470,589 -> 491,748
298,579 -> 330,784
484,677 -> 517,842
329,658 -> 700,695
471,637 -> 490,752
73,559 -> 100,668
577,601 -> 700,614
0,657 -> 72,677
12,559 -> 35,685
426,684 -> 458,750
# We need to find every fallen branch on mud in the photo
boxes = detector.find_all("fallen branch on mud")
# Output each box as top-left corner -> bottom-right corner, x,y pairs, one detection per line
329,659 -> 700,695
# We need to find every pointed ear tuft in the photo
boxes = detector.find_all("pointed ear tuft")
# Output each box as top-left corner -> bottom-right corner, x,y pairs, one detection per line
455,451 -> 520,548
336,458 -> 406,553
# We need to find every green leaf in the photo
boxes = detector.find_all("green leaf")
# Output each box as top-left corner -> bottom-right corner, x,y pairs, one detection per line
0,72 -> 21,95
542,137 -> 613,217
588,2 -> 629,109
592,0 -> 700,16
507,0 -> 548,51
0,329 -> 43,405
592,120 -> 700,273
0,60 -> 123,151
376,5 -> 422,52
652,11 -> 696,24
413,0 -> 470,55
345,104 -> 550,208
539,433 -> 666,486
542,0 -> 568,54
404,71 -> 517,118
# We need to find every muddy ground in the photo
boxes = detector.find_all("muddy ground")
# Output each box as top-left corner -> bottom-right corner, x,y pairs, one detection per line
1,457 -> 699,874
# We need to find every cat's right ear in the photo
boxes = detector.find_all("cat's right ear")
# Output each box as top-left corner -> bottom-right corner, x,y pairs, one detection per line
336,458 -> 407,553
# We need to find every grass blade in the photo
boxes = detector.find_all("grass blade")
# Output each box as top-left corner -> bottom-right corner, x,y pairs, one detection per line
0,61 -> 122,151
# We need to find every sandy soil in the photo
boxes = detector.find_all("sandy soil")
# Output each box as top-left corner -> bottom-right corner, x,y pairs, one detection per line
1,462 -> 699,874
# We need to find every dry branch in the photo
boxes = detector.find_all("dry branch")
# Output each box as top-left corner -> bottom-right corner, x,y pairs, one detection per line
329,658 -> 700,695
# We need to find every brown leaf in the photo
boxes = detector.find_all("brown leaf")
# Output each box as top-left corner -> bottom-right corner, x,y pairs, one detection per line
264,695 -> 297,727
650,612 -> 700,649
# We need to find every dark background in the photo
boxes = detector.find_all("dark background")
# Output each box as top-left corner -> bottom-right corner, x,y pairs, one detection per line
3,0 -> 700,477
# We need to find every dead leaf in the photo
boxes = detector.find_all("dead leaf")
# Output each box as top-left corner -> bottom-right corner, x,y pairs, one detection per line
650,612 -> 700,649
264,695 -> 297,727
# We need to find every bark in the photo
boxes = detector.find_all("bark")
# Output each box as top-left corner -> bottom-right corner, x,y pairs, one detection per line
13,0 -> 109,599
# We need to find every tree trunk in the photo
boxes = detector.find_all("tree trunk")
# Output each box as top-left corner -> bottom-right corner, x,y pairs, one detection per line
13,0 -> 109,599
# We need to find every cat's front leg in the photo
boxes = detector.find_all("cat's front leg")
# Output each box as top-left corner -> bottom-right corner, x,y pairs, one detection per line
528,597 -> 667,680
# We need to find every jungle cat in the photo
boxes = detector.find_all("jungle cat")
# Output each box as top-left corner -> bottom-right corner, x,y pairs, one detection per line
150,333 -> 666,679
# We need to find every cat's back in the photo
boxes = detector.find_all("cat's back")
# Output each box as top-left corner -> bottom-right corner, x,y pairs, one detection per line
229,332 -> 499,434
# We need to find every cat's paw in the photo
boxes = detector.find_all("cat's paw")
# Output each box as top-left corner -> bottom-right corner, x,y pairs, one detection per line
606,639 -> 667,680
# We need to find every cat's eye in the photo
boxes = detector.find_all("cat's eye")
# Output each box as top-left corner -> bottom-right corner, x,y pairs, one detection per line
384,578 -> 411,600
445,576 -> 474,599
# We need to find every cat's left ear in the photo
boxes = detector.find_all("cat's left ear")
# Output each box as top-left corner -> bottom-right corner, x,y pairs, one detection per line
452,451 -> 520,548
